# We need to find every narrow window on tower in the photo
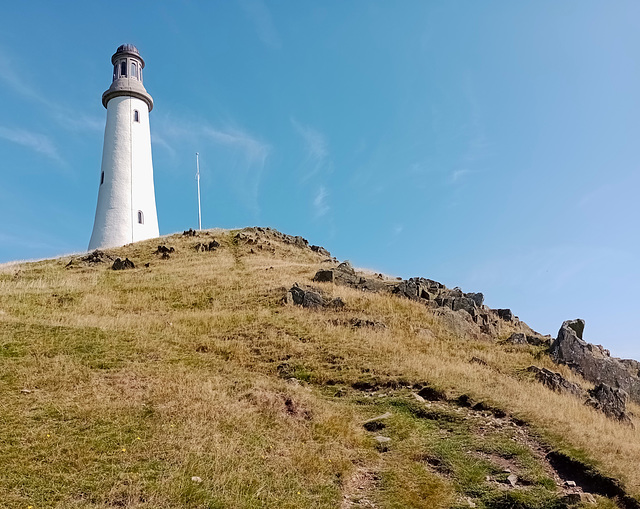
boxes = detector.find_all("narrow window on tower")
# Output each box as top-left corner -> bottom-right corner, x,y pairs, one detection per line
100,171 -> 104,185
120,61 -> 127,77
131,62 -> 137,79
133,110 -> 139,123
113,64 -> 117,80
138,210 -> 144,224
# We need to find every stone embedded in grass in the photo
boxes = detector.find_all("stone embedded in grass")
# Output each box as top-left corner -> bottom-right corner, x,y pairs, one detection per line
191,476 -> 203,483
363,412 -> 392,431
112,258 -> 135,270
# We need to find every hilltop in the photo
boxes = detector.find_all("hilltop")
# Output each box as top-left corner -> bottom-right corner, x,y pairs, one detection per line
0,227 -> 638,509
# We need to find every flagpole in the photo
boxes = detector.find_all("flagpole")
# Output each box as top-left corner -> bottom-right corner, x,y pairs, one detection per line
196,152 -> 202,230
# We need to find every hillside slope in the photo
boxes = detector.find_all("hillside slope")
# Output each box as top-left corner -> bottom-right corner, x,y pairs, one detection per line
0,227 -> 638,509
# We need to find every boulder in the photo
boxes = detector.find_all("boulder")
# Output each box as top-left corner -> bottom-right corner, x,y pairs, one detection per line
285,284 -> 343,310
112,258 -> 135,270
312,269 -> 334,283
527,366 -> 585,398
587,383 -> 633,425
310,245 -> 330,257
508,333 -> 528,345
551,320 -> 640,403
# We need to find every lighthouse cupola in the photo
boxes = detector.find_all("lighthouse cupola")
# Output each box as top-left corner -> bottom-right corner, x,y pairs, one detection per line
102,44 -> 153,111
88,44 -> 159,251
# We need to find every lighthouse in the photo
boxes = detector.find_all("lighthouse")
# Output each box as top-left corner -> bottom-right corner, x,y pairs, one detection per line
88,44 -> 159,250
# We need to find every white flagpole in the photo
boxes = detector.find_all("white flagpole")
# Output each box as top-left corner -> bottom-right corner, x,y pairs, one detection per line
196,152 -> 202,230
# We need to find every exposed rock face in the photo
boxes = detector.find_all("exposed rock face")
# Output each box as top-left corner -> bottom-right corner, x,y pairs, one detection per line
284,284 -> 344,310
587,384 -> 633,426
81,250 -> 114,265
313,261 -> 388,292
527,366 -> 585,398
507,332 -> 548,347
310,245 -> 330,257
112,258 -> 135,270
550,320 -> 640,403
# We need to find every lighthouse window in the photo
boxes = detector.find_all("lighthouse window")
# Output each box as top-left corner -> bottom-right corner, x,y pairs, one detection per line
120,61 -> 127,77
133,110 -> 139,122
138,210 -> 144,224
100,171 -> 104,185
113,64 -> 117,80
131,62 -> 138,79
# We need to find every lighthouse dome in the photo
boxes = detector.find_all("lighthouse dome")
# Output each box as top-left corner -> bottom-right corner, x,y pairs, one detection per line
116,44 -> 139,55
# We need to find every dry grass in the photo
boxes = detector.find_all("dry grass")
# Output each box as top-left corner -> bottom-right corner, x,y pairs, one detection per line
0,228 -> 638,508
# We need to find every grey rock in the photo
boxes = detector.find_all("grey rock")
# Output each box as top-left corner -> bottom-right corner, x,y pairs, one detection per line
496,309 -> 514,322
313,269 -> 334,283
112,258 -> 135,270
551,320 -> 640,403
527,366 -> 585,398
310,245 -> 330,257
302,291 -> 324,309
508,333 -> 528,345
587,383 -> 633,425
82,250 -> 114,265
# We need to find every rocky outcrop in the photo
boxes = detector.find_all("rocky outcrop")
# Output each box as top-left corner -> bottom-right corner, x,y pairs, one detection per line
194,240 -> 220,252
313,261 -> 388,292
112,258 -> 135,270
587,384 -> 633,426
284,284 -> 344,310
527,366 -> 585,398
81,250 -> 114,265
507,332 -> 549,347
550,320 -> 640,403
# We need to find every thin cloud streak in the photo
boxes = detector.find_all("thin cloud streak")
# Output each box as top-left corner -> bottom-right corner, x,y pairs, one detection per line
0,125 -> 65,165
153,116 -> 271,217
313,186 -> 330,218
291,117 -> 330,180
238,0 -> 282,49
0,46 -> 103,133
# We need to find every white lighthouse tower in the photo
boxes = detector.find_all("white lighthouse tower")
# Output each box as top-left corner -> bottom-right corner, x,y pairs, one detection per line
88,44 -> 159,250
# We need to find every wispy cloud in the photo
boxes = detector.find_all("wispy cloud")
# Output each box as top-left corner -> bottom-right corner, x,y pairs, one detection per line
153,116 -> 271,217
238,0 -> 282,49
0,46 -> 102,133
0,125 -> 65,165
291,118 -> 334,221
313,186 -> 330,218
291,117 -> 330,180
449,168 -> 473,184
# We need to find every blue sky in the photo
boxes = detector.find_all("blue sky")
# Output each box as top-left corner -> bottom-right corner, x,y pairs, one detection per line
0,1 -> 638,359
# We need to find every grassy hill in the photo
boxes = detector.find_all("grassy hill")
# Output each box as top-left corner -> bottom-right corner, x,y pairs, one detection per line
0,227 -> 638,509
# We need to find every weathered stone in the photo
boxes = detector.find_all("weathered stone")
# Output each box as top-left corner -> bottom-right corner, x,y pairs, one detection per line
363,412 -> 392,431
465,292 -> 484,307
81,250 -> 114,265
551,320 -> 640,403
310,245 -> 330,257
155,245 -> 175,254
565,318 -> 585,340
112,258 -> 135,270
496,309 -> 514,322
587,383 -> 633,425
452,297 -> 478,318
508,333 -> 528,345
313,269 -> 334,283
527,366 -> 585,398
302,291 -> 324,309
